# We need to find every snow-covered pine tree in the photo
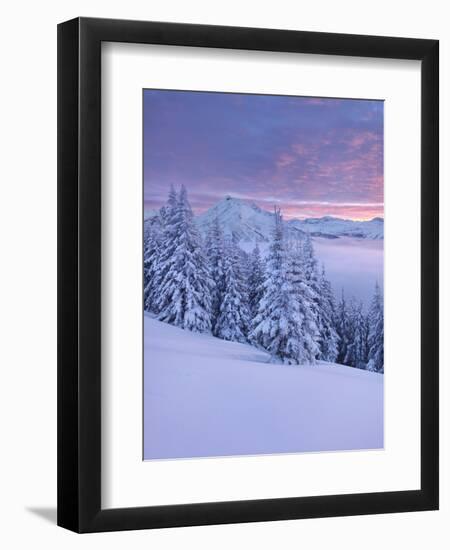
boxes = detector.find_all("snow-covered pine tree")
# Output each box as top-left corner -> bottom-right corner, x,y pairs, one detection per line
248,243 -> 265,320
317,266 -> 340,362
215,236 -> 251,343
367,281 -> 384,373
156,185 -> 214,333
143,221 -> 152,307
343,297 -> 357,367
151,184 -> 179,314
143,224 -> 162,313
297,234 -> 339,363
286,240 -> 320,363
205,216 -> 226,333
143,208 -> 166,313
363,313 -> 371,367
345,300 -> 369,369
301,232 -> 322,334
250,208 -> 307,365
236,240 -> 252,329
336,289 -> 350,365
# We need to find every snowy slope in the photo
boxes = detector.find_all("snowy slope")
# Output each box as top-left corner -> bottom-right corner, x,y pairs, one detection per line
144,315 -> 384,459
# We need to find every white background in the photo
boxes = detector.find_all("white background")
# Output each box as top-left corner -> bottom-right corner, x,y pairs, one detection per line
0,0 -> 448,548
102,43 -> 421,508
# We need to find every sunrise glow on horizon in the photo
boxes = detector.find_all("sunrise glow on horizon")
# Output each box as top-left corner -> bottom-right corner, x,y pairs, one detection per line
143,90 -> 384,221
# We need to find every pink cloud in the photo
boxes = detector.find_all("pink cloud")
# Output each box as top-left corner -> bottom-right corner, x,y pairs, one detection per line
348,131 -> 378,149
276,153 -> 296,168
292,143 -> 308,155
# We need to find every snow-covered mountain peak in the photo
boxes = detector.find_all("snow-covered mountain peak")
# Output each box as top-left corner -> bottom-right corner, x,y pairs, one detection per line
212,195 -> 265,214
196,198 -> 384,241
196,197 -> 275,242
146,195 -> 384,241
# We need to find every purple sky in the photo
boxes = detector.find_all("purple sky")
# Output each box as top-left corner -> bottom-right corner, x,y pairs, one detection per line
143,90 -> 383,220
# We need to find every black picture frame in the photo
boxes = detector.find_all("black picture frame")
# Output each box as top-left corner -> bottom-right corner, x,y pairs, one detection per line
57,17 -> 439,533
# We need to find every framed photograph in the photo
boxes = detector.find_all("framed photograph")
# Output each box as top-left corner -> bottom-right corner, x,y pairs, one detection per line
57,17 -> 439,532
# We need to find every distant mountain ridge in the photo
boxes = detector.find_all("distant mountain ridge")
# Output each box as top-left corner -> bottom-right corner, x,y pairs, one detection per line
288,214 -> 384,240
145,196 -> 384,241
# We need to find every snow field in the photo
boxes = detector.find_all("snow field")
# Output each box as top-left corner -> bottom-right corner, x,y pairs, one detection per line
144,316 -> 384,460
